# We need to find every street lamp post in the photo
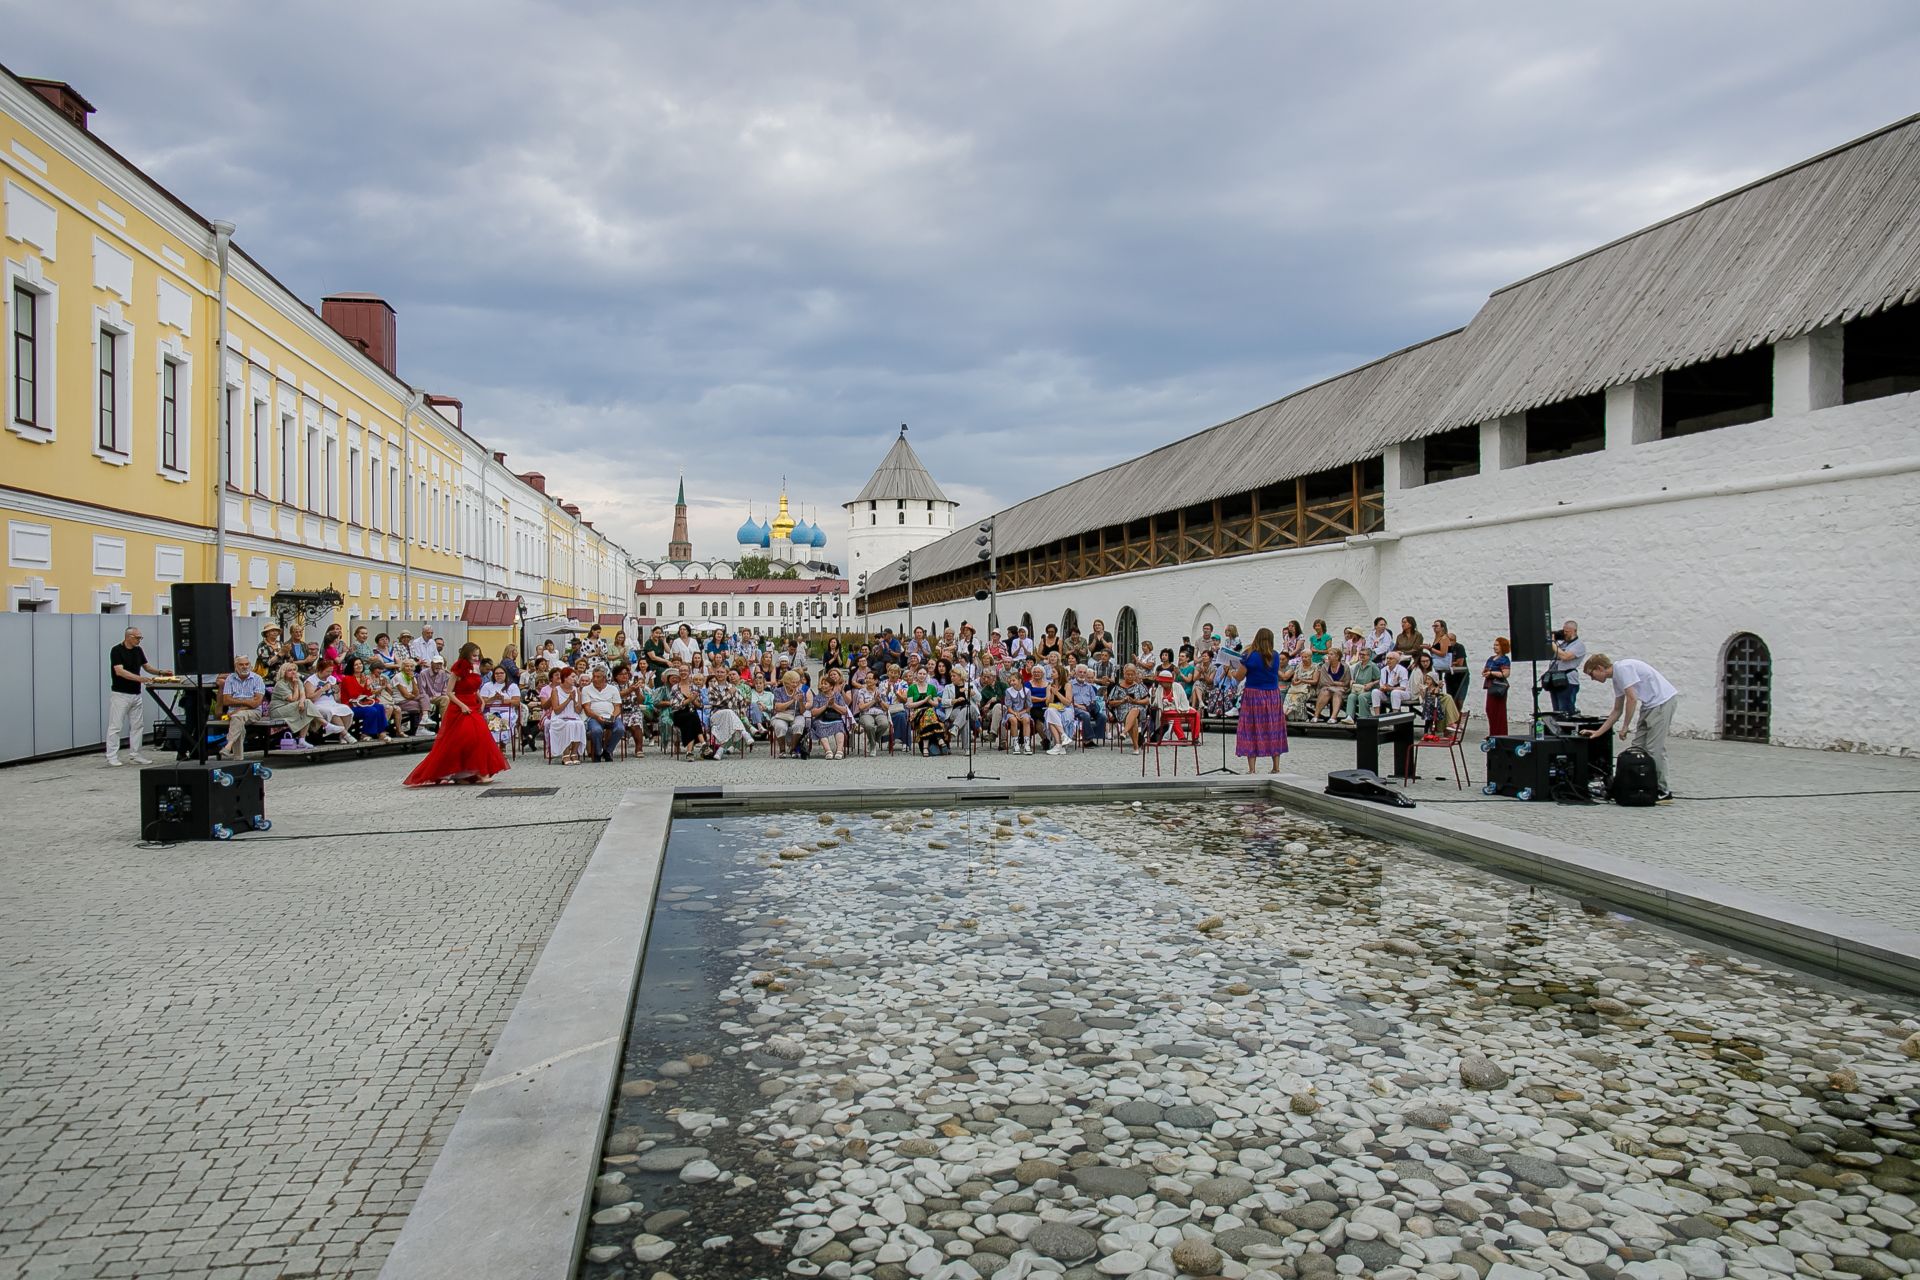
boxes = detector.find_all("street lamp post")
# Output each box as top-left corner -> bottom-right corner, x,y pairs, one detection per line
973,520 -> 998,636
897,550 -> 913,639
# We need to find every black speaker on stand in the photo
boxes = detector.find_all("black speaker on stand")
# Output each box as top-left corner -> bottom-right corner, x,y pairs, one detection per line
171,582 -> 234,676
1506,583 -> 1553,735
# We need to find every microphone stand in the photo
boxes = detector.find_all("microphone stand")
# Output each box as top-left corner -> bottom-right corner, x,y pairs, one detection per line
947,693 -> 997,782
1196,701 -> 1239,776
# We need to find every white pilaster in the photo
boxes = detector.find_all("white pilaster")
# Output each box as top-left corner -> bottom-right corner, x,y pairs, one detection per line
1605,378 -> 1662,451
1773,325 -> 1843,416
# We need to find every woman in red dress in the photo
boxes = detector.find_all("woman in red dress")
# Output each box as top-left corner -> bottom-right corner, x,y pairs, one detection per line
403,643 -> 509,787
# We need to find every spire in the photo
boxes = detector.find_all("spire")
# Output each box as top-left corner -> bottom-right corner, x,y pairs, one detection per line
666,473 -> 692,561
770,483 -> 795,541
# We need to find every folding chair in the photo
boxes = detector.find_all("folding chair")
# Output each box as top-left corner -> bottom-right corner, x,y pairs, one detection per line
1143,708 -> 1203,776
1409,709 -> 1472,789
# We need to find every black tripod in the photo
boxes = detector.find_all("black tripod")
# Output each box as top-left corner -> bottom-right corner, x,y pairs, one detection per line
1196,707 -> 1240,776
946,703 -> 998,782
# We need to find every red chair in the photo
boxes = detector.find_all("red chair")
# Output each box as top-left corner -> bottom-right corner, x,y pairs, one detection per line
1409,709 -> 1472,789
1143,708 -> 1203,776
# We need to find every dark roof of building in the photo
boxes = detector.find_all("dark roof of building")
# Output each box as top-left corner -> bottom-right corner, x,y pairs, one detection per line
636,578 -> 849,595
852,431 -> 951,504
460,599 -> 520,627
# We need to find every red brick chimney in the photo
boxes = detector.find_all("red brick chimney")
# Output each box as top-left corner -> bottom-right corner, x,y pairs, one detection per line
22,79 -> 95,131
492,451 -> 507,464
562,503 -> 582,518
320,293 -> 398,376
519,472 -> 546,494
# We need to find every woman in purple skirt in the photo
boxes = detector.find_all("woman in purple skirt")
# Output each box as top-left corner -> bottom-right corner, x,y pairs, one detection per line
1221,626 -> 1288,772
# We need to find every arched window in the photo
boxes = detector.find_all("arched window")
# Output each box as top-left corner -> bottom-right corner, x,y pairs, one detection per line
1115,607 -> 1139,662
1721,632 -> 1771,742
1061,607 -> 1080,638
1020,611 -> 1034,637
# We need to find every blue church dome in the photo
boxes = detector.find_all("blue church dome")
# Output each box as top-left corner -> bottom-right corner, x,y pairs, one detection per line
791,518 -> 814,545
809,523 -> 828,548
758,523 -> 772,548
736,514 -> 761,545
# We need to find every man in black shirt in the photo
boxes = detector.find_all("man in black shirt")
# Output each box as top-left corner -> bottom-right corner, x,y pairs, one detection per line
106,624 -> 172,766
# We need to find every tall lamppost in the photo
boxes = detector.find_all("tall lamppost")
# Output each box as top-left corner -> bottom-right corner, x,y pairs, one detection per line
897,549 -> 914,639
973,519 -> 998,636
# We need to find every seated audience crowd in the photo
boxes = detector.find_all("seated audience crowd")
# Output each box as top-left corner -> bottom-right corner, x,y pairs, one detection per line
198,614 -> 1497,761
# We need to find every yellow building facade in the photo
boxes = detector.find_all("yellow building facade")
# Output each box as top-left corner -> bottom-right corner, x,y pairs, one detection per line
1,69 -> 631,626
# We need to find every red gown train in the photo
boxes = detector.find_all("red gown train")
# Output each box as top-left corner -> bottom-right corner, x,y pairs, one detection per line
403,659 -> 510,786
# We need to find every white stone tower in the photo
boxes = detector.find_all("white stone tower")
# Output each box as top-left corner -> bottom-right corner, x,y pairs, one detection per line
843,425 -> 957,582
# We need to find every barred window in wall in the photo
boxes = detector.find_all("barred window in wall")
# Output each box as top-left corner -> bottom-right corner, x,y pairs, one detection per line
98,328 -> 122,453
12,283 -> 37,426
160,359 -> 181,471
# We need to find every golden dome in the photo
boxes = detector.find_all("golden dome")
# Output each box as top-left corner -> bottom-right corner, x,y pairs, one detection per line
769,490 -> 795,540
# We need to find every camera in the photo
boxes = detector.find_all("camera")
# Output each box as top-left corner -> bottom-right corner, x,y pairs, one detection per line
1552,629 -> 1568,642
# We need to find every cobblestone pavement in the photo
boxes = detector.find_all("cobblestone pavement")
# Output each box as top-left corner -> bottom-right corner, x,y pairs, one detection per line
0,728 -> 1913,1278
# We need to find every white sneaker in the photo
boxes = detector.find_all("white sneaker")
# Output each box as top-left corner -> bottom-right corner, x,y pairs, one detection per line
129,753 -> 154,765
105,758 -> 124,768
1046,744 -> 1066,756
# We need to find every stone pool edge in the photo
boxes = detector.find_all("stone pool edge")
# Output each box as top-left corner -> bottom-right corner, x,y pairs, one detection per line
376,789 -> 675,1280
378,775 -> 1920,1280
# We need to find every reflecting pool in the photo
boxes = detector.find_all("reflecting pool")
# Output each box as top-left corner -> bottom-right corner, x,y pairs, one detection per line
579,801 -> 1920,1280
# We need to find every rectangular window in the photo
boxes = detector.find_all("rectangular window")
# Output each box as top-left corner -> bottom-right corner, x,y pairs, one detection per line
12,283 -> 36,426
1843,302 -> 1920,404
1525,392 -> 1606,463
349,446 -> 363,525
223,386 -> 238,479
305,425 -> 319,508
98,328 -> 121,453
324,437 -> 338,516
370,458 -> 383,530
252,402 -> 269,493
1422,425 -> 1480,484
1662,348 -> 1772,438
280,413 -> 296,502
160,359 -> 180,471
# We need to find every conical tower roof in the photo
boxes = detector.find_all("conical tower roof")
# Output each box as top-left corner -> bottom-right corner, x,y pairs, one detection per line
851,427 -> 950,504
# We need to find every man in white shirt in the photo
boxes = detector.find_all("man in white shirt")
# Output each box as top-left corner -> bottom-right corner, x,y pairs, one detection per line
1009,628 -> 1034,661
408,626 -> 439,666
579,668 -> 622,763
1371,652 -> 1410,714
1581,653 -> 1678,799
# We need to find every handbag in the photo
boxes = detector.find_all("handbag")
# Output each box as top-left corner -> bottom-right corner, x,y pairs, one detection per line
1487,676 -> 1510,697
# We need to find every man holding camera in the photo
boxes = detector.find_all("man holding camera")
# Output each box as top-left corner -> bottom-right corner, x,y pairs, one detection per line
1545,619 -> 1585,716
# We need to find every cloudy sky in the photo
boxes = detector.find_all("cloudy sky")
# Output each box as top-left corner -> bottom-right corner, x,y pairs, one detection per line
9,2 -> 1917,562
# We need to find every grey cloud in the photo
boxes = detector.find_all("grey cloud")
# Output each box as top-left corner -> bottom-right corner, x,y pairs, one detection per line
9,0 -> 1918,558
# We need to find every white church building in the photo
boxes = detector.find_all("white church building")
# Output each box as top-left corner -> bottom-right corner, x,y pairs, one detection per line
860,113 -> 1920,756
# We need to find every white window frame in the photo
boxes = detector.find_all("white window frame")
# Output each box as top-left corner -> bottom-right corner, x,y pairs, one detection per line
279,410 -> 297,504
154,338 -> 192,481
5,263 -> 57,441
349,442 -> 363,526
324,435 -> 338,518
93,312 -> 134,464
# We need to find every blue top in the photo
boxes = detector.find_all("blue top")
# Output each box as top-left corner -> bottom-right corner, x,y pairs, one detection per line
1240,649 -> 1282,691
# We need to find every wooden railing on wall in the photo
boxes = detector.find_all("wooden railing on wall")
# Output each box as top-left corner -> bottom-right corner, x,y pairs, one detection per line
863,477 -> 1385,614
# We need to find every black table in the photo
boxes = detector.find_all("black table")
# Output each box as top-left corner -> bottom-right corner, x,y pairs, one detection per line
1353,712 -> 1417,780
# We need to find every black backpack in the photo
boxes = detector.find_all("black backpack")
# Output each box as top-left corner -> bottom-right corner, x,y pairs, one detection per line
1611,748 -> 1660,806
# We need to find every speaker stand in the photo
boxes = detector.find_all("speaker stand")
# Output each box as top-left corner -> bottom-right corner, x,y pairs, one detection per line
1529,659 -> 1544,738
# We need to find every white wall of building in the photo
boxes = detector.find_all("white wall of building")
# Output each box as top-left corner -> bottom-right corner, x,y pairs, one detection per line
866,391 -> 1920,755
